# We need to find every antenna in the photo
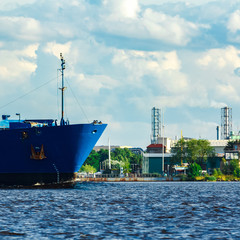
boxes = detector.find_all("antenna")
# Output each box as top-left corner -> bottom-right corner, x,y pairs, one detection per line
16,113 -> 20,122
60,53 -> 66,126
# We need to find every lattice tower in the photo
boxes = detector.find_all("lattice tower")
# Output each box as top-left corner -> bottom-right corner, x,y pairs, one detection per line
221,107 -> 232,140
151,107 -> 161,144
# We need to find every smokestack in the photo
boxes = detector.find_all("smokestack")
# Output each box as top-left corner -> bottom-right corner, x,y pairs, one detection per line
216,126 -> 220,140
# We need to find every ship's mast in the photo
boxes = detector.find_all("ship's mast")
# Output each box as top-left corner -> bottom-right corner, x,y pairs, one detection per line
60,53 -> 66,126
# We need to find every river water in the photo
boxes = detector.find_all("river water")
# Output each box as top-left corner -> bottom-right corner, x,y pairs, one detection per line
0,182 -> 239,239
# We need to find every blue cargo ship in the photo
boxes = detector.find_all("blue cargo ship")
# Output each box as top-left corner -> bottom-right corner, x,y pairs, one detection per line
0,54 -> 106,186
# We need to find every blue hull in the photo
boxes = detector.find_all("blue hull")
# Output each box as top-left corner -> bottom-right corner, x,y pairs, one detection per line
0,123 -> 106,185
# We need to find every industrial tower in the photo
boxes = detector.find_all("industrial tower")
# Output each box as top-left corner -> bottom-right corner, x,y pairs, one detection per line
221,106 -> 232,140
151,107 -> 161,144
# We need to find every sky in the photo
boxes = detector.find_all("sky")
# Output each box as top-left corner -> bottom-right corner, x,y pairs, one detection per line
1,0 -> 240,149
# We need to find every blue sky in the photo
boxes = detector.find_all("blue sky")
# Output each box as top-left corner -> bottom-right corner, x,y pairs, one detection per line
1,0 -> 240,148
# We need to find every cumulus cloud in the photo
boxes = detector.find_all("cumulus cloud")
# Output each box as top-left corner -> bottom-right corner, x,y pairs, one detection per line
141,8 -> 199,45
209,100 -> 227,109
197,46 -> 240,69
43,41 -> 72,58
216,84 -> 240,102
94,1 -> 200,46
110,45 -> 240,113
1,0 -> 240,145
0,0 -> 36,11
0,44 -> 38,81
227,10 -> 240,33
103,0 -> 140,19
0,16 -> 41,41
112,49 -> 188,94
140,0 -> 219,6
75,73 -> 119,94
184,46 -> 240,107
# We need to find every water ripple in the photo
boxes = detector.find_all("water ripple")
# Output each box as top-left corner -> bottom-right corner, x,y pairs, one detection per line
0,182 -> 239,239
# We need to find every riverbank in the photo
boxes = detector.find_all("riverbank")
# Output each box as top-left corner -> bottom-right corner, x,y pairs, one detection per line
77,176 -> 181,182
193,175 -> 240,181
76,174 -> 240,182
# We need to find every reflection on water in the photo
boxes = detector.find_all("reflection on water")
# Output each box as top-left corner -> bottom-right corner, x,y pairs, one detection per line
0,182 -> 239,239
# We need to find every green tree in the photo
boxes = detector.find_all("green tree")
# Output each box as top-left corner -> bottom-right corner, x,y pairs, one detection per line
185,139 -> 199,164
229,159 -> 239,173
82,148 -> 142,174
213,168 -> 222,177
224,141 -> 235,151
171,139 -> 215,166
98,149 -> 109,162
111,148 -> 142,173
197,139 -> 215,166
217,168 -> 222,176
213,169 -> 218,177
83,150 -> 101,171
81,164 -> 97,174
188,162 -> 202,179
81,149 -> 109,172
234,167 -> 240,178
222,159 -> 240,175
171,138 -> 187,166
121,159 -> 131,173
224,140 -> 240,151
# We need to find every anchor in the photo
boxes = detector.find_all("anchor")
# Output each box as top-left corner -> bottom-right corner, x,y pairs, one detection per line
30,144 -> 47,160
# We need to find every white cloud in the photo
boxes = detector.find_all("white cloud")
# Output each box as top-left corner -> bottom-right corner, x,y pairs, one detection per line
0,44 -> 38,81
216,84 -> 240,102
180,46 -> 240,107
1,0 -> 240,146
96,1 -> 200,46
75,73 -> 119,94
0,16 -> 41,41
209,100 -> 226,108
17,44 -> 39,58
112,49 -> 188,95
142,8 -> 198,46
0,0 -> 36,11
110,45 -> 240,112
140,0 -> 220,6
103,0 -> 140,19
113,50 -> 181,75
227,10 -> 240,33
43,42 -> 72,58
197,46 -> 240,69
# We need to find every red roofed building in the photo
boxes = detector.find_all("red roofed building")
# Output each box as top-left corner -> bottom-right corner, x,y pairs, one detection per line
146,144 -> 166,153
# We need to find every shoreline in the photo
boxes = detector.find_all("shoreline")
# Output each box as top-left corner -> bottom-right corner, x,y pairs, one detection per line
76,176 -> 240,182
76,177 -> 181,182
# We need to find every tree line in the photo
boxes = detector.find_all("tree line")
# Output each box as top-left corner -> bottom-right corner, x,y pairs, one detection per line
80,148 -> 142,174
80,139 -> 240,180
170,138 -> 215,179
172,138 -> 240,180
171,139 -> 215,166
